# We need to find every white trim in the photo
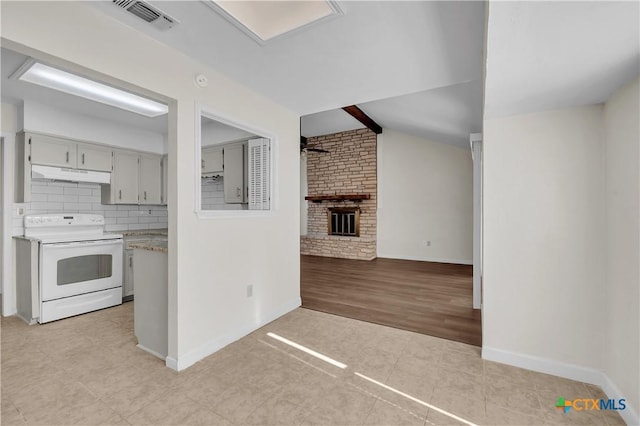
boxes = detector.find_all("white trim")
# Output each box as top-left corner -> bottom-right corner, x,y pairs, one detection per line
482,346 -> 639,426
194,103 -> 277,217
377,253 -> 472,265
600,373 -> 639,426
136,343 -> 166,361
170,297 -> 301,371
1,132 -> 17,316
471,138 -> 483,310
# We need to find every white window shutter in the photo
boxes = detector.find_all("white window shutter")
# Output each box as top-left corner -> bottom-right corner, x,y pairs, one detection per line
248,138 -> 270,210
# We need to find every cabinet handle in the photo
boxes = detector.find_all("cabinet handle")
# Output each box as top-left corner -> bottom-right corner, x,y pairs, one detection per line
144,191 -> 147,201
66,151 -> 69,163
82,153 -> 85,165
119,190 -> 122,200
201,159 -> 205,169
129,257 -> 133,268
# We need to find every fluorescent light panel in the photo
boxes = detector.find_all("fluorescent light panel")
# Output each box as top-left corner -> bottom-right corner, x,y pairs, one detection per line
210,1 -> 341,42
15,61 -> 167,117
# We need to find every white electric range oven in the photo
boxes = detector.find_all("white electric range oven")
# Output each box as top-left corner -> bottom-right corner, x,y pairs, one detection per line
23,214 -> 123,323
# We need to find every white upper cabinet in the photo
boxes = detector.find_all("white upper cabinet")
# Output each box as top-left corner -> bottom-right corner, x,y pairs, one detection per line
102,151 -> 163,205
110,150 -> 139,204
139,153 -> 162,205
202,146 -> 223,174
76,142 -> 112,172
29,133 -> 77,168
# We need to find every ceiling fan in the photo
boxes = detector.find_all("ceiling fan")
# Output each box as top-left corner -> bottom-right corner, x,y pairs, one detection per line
300,137 -> 329,153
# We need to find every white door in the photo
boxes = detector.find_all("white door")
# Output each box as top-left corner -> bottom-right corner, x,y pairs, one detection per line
40,239 -> 123,301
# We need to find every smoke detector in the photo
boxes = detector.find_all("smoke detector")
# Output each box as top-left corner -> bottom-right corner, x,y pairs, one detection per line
112,0 -> 179,31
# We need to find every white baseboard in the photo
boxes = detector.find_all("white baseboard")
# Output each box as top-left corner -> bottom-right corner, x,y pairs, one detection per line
136,343 -> 165,361
377,253 -> 473,265
482,346 -> 639,426
169,297 -> 301,372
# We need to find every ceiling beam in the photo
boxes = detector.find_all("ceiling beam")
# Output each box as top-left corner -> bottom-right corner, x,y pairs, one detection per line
342,105 -> 382,134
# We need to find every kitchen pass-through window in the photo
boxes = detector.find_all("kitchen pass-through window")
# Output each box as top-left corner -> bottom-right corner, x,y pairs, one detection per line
196,105 -> 272,215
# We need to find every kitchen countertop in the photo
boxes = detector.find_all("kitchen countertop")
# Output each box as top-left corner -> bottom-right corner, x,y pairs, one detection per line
129,239 -> 168,253
122,229 -> 168,237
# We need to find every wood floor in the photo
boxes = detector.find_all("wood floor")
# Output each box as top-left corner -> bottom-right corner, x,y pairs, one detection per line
300,255 -> 482,346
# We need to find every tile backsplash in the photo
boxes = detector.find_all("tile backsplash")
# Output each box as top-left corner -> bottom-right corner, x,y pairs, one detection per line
12,180 -> 167,236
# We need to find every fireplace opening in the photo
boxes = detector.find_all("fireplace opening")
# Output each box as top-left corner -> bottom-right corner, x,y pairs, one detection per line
328,207 -> 360,237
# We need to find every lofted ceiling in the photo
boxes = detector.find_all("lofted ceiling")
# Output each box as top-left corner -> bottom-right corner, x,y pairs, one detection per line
90,0 -> 486,147
485,1 -> 640,118
2,1 -> 636,147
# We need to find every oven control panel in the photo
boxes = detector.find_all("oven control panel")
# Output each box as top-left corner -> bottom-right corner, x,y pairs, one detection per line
24,214 -> 105,228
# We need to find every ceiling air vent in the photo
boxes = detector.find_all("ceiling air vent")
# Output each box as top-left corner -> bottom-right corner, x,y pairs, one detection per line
112,0 -> 179,31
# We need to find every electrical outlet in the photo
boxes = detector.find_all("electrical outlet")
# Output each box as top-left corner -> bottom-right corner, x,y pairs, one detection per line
16,207 -> 25,216
422,240 -> 431,247
246,284 -> 253,298
427,240 -> 431,247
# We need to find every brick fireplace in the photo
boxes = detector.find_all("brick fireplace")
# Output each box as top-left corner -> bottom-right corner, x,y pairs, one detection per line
301,128 -> 377,260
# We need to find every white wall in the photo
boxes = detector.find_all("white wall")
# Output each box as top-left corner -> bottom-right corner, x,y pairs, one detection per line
23,101 -> 166,154
201,121 -> 254,147
483,105 -> 606,371
377,129 -> 473,264
1,1 -> 300,370
603,76 -> 639,416
1,102 -> 18,314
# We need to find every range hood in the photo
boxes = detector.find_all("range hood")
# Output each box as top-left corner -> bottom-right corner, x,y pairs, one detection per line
32,164 -> 111,184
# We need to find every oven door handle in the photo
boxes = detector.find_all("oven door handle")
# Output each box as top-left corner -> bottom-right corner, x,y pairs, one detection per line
42,239 -> 123,249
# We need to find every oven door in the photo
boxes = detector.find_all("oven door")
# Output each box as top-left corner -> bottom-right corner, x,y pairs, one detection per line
40,239 -> 123,301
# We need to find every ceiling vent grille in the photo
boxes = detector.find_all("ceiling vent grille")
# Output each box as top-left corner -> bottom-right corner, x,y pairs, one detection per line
112,0 -> 179,31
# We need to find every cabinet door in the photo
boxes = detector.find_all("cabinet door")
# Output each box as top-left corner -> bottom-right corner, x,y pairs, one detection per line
29,133 -> 76,168
223,143 -> 245,203
77,142 -> 112,172
139,154 -> 162,205
113,151 -> 139,204
202,146 -> 223,173
123,251 -> 134,298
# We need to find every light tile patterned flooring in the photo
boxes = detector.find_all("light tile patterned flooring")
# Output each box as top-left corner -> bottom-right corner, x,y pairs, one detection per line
1,303 -> 625,425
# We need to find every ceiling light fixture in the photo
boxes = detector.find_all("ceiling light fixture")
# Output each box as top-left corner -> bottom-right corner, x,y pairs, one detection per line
11,59 -> 168,117
205,0 -> 343,44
